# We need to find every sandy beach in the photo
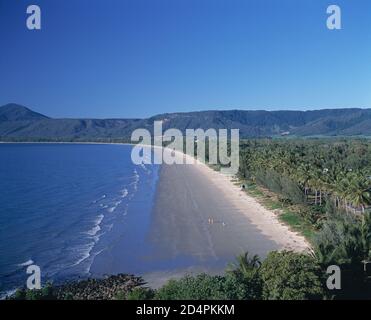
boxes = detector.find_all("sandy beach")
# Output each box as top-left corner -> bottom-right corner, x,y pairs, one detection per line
144,150 -> 309,287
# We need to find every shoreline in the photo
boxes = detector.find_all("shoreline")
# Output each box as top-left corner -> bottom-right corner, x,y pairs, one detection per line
143,148 -> 310,287
172,149 -> 310,252
0,141 -> 310,250
0,142 -> 310,290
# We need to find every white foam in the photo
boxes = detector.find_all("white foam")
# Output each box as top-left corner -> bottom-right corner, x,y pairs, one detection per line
131,169 -> 140,191
120,188 -> 128,198
17,259 -> 34,267
107,200 -> 122,213
0,289 -> 17,300
140,163 -> 151,174
85,225 -> 101,236
87,249 -> 106,273
70,242 -> 95,267
93,194 -> 107,204
84,214 -> 104,236
95,214 -> 104,225
86,214 -> 104,236
72,213 -> 106,269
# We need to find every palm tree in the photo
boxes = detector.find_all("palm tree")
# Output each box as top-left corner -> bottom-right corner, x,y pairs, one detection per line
346,174 -> 370,213
294,163 -> 311,194
227,251 -> 261,278
313,212 -> 371,266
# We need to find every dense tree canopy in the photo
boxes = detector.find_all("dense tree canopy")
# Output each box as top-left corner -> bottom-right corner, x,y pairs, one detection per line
238,139 -> 371,215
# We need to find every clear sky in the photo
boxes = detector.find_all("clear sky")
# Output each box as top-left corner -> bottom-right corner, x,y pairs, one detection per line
0,0 -> 370,118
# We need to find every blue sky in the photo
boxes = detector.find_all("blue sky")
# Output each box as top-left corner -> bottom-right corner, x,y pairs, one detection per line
0,0 -> 370,118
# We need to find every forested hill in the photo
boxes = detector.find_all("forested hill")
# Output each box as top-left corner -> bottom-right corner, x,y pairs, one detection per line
1,103 -> 371,140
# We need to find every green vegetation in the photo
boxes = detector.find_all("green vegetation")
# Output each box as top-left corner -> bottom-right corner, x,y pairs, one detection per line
239,139 -> 370,215
239,180 -> 316,241
260,251 -> 323,300
236,139 -> 371,241
121,287 -> 155,300
4,136 -> 371,300
313,211 -> 371,299
153,254 -> 264,300
155,274 -> 229,300
12,283 -> 57,300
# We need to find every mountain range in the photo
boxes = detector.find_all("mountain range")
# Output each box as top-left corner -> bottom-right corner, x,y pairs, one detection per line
1,103 -> 371,140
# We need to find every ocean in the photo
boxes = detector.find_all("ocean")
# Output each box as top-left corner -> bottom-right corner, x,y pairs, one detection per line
0,143 -> 160,297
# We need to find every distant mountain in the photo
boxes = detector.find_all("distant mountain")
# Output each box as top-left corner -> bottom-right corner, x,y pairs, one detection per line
0,103 -> 49,122
147,109 -> 371,137
0,104 -> 370,140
